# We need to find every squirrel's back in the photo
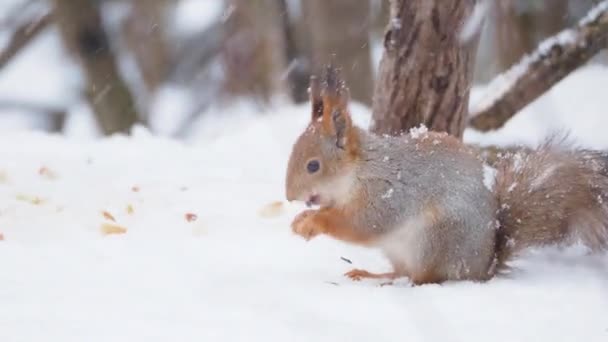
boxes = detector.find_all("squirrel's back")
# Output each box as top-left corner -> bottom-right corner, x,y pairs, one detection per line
354,129 -> 498,281
354,132 -> 608,281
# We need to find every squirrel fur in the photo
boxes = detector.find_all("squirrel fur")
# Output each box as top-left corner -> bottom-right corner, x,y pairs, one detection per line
285,66 -> 608,285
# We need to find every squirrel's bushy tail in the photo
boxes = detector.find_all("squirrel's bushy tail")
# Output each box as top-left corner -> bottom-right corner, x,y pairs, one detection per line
493,137 -> 608,270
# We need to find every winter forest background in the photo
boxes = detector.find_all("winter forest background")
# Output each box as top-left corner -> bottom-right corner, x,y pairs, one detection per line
1,1 -> 608,341
1,0 -> 606,137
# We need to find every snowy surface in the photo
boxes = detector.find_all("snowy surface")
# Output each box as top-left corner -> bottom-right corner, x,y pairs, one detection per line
1,65 -> 608,341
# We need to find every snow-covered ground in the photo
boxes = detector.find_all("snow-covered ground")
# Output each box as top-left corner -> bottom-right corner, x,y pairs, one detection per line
1,64 -> 608,341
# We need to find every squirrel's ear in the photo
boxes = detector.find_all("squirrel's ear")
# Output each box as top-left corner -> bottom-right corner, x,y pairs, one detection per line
309,76 -> 323,121
331,106 -> 352,149
320,65 -> 354,150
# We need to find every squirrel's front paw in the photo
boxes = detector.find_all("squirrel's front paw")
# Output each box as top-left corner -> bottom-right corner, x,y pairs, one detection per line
291,210 -> 324,240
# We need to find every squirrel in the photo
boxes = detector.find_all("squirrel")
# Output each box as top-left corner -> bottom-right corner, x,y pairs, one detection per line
285,65 -> 608,285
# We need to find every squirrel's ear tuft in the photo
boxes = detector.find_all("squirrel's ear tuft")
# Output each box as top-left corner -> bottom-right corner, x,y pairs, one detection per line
309,76 -> 323,121
319,64 -> 355,151
322,64 -> 348,103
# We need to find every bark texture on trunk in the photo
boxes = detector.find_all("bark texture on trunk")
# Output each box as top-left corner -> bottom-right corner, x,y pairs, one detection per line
304,0 -> 374,106
52,0 -> 140,135
371,0 -> 479,138
470,2 -> 608,131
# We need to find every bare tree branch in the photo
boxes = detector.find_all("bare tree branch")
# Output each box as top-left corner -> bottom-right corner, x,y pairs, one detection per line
0,12 -> 53,70
469,1 -> 608,132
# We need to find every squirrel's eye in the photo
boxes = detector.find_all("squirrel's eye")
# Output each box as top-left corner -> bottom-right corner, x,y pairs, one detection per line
306,160 -> 320,173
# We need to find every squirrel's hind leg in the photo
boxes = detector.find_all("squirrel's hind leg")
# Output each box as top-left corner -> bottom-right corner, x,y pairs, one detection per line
344,268 -> 400,281
344,268 -> 444,286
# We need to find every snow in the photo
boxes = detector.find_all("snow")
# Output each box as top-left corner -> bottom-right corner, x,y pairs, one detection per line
459,0 -> 489,44
482,164 -> 497,191
580,0 -> 608,26
172,0 -> 223,35
408,124 -> 428,139
0,29 -> 81,109
381,188 -> 394,199
148,85 -> 196,136
1,9 -> 608,341
390,18 -> 402,30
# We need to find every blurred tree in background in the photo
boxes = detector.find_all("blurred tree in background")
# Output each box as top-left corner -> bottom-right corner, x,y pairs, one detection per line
222,0 -> 288,102
304,0 -> 374,106
0,0 -> 606,136
52,0 -> 141,135
122,0 -> 172,94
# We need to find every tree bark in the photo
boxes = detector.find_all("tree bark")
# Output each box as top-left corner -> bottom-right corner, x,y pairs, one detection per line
304,0 -> 374,106
52,0 -> 140,135
470,2 -> 608,131
222,0 -> 288,102
371,0 -> 480,138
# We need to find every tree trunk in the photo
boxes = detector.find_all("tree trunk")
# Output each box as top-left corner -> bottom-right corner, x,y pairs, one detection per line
494,0 -> 569,71
304,0 -> 374,106
222,0 -> 288,102
276,0 -> 310,103
52,0 -> 140,135
371,0 -> 480,138
493,0 -> 534,71
122,0 -> 171,93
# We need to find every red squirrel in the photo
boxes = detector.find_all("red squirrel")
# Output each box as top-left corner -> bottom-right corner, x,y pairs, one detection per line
285,66 -> 608,285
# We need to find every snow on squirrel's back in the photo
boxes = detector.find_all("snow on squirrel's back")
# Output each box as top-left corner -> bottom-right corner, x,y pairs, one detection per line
0,68 -> 607,341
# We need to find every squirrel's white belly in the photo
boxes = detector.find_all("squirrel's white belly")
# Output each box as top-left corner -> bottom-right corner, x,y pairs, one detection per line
378,210 -> 495,281
378,212 -> 431,275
